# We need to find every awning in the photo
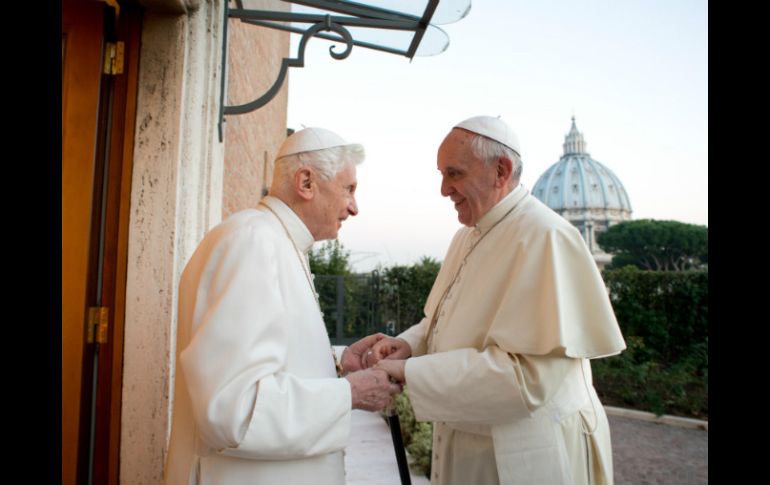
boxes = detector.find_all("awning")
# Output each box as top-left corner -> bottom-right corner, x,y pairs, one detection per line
219,0 -> 471,139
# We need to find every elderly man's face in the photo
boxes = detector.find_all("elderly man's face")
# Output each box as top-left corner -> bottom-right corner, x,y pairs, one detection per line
311,164 -> 359,240
437,129 -> 500,227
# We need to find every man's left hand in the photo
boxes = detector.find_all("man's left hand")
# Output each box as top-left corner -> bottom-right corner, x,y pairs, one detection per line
375,359 -> 407,384
341,333 -> 387,373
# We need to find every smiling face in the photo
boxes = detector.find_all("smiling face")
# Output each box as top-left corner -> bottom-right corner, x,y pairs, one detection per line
308,164 -> 359,241
437,129 -> 506,227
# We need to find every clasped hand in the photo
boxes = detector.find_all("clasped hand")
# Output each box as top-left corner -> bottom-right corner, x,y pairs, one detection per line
341,333 -> 412,412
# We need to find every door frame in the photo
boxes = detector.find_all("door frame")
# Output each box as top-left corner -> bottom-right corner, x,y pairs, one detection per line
62,1 -> 142,483
84,5 -> 143,484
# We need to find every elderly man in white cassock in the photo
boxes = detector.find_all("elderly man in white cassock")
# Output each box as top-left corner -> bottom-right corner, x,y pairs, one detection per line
164,127 -> 402,485
367,116 -> 627,485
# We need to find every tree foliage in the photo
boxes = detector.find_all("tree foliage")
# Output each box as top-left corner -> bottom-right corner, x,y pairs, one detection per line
597,219 -> 708,271
309,240 -> 352,275
309,241 -> 378,339
380,257 -> 441,335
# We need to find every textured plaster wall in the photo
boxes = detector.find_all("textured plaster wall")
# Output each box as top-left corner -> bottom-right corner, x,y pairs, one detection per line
222,0 -> 290,218
120,0 -> 290,482
120,1 -> 225,483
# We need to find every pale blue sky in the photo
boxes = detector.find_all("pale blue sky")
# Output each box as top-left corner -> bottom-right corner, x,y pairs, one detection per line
286,0 -> 708,271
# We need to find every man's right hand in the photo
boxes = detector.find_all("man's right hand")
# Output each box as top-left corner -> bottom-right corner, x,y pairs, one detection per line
362,337 -> 412,368
345,368 -> 402,412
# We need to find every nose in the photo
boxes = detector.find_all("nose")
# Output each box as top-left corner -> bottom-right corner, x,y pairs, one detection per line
348,196 -> 359,216
440,175 -> 453,197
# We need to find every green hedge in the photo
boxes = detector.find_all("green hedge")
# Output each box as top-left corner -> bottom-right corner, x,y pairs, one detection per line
593,267 -> 708,418
601,267 -> 708,363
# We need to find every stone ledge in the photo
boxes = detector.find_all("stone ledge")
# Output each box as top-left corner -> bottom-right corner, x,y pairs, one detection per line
345,410 -> 430,484
604,406 -> 708,431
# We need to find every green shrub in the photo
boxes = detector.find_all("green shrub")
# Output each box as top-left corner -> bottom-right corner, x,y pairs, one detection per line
602,267 -> 708,366
594,268 -> 708,419
592,334 -> 708,418
394,390 -> 416,444
393,388 -> 433,478
406,422 -> 433,477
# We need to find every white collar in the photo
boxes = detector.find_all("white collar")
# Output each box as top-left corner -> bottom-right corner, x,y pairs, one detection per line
260,195 -> 315,254
475,184 -> 528,233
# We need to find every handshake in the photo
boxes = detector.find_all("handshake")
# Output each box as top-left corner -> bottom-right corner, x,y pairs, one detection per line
342,333 -> 413,412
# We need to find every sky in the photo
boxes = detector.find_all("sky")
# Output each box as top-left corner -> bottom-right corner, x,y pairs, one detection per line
285,0 -> 708,272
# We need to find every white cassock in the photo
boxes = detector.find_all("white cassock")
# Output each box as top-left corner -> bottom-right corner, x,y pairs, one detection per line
164,196 -> 352,485
398,184 -> 627,485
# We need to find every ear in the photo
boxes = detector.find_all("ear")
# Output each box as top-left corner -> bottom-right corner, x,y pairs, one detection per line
294,167 -> 315,201
495,156 -> 513,188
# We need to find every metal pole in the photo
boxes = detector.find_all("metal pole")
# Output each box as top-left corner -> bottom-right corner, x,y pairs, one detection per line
387,410 -> 412,485
336,275 -> 344,340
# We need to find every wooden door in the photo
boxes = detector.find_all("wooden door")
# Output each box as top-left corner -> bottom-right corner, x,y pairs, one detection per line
62,1 -> 141,483
62,1 -> 105,483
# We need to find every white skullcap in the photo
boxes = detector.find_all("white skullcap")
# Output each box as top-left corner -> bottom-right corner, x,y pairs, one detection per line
454,115 -> 521,156
276,127 -> 364,160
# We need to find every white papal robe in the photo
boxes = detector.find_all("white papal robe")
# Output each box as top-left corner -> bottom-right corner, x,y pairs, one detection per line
398,185 -> 626,485
164,196 -> 352,485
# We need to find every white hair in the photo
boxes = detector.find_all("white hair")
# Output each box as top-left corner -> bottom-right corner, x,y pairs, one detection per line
469,134 -> 523,181
271,144 -> 365,191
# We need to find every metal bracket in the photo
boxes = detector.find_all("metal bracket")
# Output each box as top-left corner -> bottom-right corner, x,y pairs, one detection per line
218,0 -> 439,142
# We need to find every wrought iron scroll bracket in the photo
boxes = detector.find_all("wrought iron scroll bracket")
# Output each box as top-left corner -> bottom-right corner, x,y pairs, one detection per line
218,8 -> 355,142
217,0 -> 440,142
